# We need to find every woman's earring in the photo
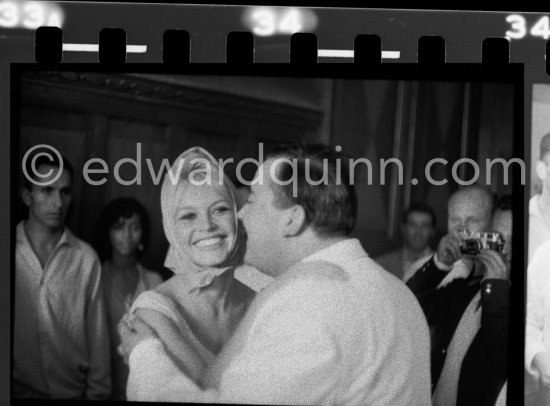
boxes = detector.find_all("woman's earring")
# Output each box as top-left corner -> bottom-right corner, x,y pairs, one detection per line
138,243 -> 144,252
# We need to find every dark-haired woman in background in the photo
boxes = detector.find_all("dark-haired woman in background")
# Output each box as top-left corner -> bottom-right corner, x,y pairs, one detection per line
95,197 -> 163,400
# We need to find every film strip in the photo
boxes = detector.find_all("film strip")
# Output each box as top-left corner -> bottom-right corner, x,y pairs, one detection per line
34,26 -> 529,66
2,3 -> 550,406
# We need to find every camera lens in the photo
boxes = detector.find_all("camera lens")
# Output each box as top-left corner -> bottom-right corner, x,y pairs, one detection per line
462,239 -> 481,255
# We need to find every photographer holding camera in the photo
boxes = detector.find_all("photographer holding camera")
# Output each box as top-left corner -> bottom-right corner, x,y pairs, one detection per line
407,186 -> 511,406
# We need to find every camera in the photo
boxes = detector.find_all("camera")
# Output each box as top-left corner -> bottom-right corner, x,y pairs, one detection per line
459,232 -> 504,256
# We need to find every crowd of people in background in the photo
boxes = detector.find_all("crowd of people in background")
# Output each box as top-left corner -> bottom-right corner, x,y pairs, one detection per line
406,188 -> 511,406
12,141 -> 523,405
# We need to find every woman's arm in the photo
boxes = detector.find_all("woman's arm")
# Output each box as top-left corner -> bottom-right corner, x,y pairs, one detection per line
133,308 -> 207,382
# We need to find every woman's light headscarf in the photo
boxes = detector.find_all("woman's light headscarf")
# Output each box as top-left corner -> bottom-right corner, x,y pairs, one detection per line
161,147 -> 245,294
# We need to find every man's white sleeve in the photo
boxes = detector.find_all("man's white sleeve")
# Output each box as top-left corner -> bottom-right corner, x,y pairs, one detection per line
525,249 -> 548,377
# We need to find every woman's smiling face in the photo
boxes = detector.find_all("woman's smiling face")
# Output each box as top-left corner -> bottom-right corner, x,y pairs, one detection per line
173,181 -> 236,268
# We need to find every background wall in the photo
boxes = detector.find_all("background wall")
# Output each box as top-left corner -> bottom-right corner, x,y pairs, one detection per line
17,71 -> 515,273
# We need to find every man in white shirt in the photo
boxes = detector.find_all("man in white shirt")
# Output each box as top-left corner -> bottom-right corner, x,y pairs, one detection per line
527,132 -> 550,405
119,144 -> 432,405
526,240 -> 550,405
529,132 -> 550,263
13,153 -> 111,399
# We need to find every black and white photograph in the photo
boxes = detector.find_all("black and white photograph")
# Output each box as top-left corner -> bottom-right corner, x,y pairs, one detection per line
10,67 -> 522,406
525,83 -> 550,406
0,1 -> 548,406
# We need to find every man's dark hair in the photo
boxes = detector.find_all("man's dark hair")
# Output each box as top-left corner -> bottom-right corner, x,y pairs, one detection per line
267,143 -> 357,237
402,202 -> 436,228
494,194 -> 513,212
22,151 -> 74,190
94,197 -> 151,262
540,132 -> 550,161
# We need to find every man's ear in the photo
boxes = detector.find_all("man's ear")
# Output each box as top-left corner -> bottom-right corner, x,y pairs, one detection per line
21,187 -> 31,207
280,205 -> 306,237
536,160 -> 548,181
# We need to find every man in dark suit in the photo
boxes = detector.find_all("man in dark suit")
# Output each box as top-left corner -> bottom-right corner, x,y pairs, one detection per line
407,187 -> 511,406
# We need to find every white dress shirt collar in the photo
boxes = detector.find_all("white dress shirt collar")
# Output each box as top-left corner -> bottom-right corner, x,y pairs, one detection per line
302,238 -> 366,266
16,220 -> 75,248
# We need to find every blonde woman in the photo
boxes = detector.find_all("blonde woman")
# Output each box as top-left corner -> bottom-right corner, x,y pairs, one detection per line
122,147 -> 255,390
